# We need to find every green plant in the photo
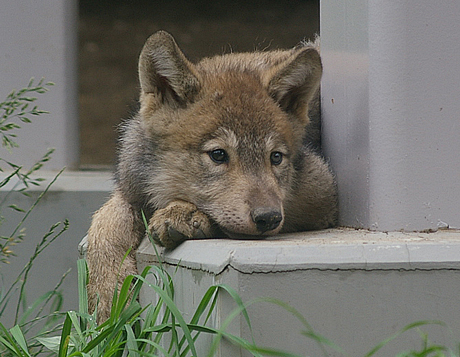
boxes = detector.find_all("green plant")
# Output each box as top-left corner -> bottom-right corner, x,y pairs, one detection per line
0,79 -> 69,356
40,259 -> 257,357
0,78 -> 53,150
2,257 -> 457,357
1,77 -> 55,264
6,257 -> 319,357
16,214 -> 262,357
364,321 -> 459,357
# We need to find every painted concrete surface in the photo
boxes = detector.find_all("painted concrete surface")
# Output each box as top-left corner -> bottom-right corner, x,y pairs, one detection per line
138,229 -> 460,356
138,228 -> 460,273
0,170 -> 112,326
320,1 -> 460,232
0,0 -> 79,170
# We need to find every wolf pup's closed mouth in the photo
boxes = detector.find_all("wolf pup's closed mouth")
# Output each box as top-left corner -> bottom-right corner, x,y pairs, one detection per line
86,31 -> 338,322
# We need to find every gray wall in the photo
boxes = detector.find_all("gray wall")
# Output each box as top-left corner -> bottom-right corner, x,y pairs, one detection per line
321,1 -> 460,231
0,172 -> 112,325
0,0 -> 79,170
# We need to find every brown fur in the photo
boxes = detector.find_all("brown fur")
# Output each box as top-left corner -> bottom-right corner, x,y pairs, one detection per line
86,31 -> 338,321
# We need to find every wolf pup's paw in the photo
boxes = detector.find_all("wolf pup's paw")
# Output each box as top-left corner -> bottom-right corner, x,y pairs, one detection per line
148,201 -> 213,248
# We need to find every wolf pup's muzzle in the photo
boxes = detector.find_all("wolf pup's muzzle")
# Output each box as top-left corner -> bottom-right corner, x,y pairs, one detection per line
251,207 -> 283,233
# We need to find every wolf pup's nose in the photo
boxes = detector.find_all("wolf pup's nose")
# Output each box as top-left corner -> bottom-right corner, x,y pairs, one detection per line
251,207 -> 283,233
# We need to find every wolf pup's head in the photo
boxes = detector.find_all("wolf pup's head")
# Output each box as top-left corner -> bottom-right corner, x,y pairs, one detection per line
137,31 -> 322,238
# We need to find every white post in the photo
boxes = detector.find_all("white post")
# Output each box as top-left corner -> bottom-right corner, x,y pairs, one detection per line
0,0 -> 79,170
321,1 -> 460,231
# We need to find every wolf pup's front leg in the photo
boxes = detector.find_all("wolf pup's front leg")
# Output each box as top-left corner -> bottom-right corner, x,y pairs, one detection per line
86,190 -> 144,322
148,200 -> 216,248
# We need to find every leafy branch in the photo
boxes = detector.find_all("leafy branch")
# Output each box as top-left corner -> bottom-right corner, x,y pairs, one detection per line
0,78 -> 53,151
0,78 -> 55,265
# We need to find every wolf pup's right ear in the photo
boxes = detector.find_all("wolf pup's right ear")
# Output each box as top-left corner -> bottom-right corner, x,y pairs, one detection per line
138,31 -> 201,108
264,47 -> 322,125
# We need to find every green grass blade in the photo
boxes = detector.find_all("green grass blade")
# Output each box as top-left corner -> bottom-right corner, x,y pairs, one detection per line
131,338 -> 172,357
206,283 -> 261,357
35,336 -> 61,353
92,303 -> 141,354
128,265 -> 155,313
77,259 -> 89,316
67,311 -> 84,345
9,325 -> 31,357
0,323 -> 29,357
114,274 -> 135,319
364,320 -> 446,357
186,324 -> 217,334
146,264 -> 175,299
58,313 -> 72,357
215,284 -> 255,340
142,323 -> 172,334
189,285 -> 219,326
225,332 -> 303,357
13,219 -> 69,325
125,324 -> 140,357
81,324 -> 116,353
138,301 -> 166,354
178,286 -> 220,357
142,210 -> 165,270
135,275 -> 198,357
17,290 -> 56,326
257,297 -> 341,356
0,333 -> 22,356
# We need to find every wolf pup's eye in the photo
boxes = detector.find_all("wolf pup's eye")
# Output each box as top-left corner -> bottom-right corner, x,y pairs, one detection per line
209,149 -> 228,164
270,151 -> 283,165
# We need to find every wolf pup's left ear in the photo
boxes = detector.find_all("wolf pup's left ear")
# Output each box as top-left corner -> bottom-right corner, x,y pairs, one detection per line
265,47 -> 322,124
139,31 -> 201,108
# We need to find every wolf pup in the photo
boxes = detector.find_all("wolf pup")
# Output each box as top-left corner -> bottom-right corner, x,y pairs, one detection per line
86,31 -> 338,321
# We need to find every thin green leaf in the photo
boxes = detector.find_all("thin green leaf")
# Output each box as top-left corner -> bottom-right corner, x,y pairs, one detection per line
10,325 -> 31,357
18,290 -> 60,326
36,336 -> 62,353
7,204 -> 25,212
364,321 -> 446,357
0,323 -> 29,356
0,334 -> 21,356
125,324 -> 140,357
58,313 -> 72,357
77,259 -> 89,316
136,274 -> 199,357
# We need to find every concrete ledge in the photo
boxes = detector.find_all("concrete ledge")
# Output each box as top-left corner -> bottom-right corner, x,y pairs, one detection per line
137,228 -> 460,356
137,228 -> 460,273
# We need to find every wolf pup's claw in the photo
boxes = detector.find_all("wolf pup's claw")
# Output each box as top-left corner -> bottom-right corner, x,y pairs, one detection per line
148,200 -> 213,248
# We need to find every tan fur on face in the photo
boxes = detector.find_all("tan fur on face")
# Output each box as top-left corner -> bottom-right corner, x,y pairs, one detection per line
86,31 -> 338,322
139,71 -> 298,236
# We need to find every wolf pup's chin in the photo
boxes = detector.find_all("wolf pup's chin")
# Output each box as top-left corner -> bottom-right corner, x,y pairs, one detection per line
86,30 -> 338,322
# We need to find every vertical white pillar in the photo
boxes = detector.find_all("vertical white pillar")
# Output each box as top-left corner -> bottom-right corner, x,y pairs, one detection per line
321,1 -> 460,231
0,0 -> 79,170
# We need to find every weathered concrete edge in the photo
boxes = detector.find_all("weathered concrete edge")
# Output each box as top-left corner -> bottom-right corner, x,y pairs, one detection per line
136,228 -> 460,275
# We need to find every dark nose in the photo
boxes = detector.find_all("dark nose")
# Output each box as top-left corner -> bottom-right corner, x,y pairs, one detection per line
251,207 -> 283,233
